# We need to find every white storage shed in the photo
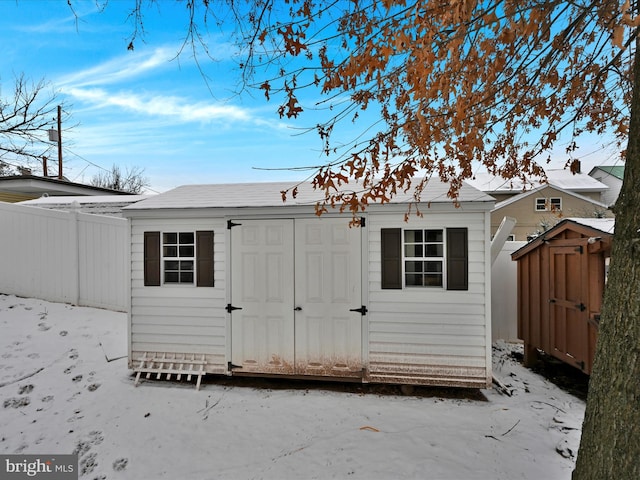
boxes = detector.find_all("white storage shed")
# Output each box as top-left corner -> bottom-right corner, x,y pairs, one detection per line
122,179 -> 495,388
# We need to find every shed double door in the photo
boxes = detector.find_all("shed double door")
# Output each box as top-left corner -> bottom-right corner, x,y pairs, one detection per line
230,218 -> 363,377
549,244 -> 589,371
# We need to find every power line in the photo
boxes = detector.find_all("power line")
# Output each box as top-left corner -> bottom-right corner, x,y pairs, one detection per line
64,147 -> 162,194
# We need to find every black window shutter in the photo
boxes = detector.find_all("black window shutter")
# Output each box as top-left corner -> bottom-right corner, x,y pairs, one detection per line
381,228 -> 402,289
143,231 -> 161,286
447,228 -> 468,290
196,230 -> 214,287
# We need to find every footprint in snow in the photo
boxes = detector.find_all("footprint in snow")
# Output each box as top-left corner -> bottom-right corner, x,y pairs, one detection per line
113,458 -> 128,471
69,349 -> 79,360
87,383 -> 101,392
72,375 -> 83,383
18,384 -> 34,395
4,397 -> 30,408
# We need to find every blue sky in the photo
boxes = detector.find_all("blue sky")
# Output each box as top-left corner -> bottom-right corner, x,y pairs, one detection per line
0,1 -> 624,193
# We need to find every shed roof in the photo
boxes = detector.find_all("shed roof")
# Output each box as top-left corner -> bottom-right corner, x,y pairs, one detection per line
124,178 -> 494,211
467,169 -> 609,194
511,218 -> 614,260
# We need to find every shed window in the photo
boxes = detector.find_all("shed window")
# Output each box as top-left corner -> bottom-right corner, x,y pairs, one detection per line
163,232 -> 195,283
381,228 -> 468,290
404,229 -> 444,287
143,230 -> 214,287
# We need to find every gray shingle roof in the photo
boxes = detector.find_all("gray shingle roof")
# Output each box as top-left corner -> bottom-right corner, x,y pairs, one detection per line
124,178 -> 493,211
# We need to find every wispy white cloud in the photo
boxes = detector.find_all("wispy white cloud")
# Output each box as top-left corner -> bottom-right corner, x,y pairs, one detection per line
64,86 -> 251,123
57,47 -> 176,88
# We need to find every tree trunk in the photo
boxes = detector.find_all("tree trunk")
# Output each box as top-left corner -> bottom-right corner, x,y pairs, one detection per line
572,36 -> 640,479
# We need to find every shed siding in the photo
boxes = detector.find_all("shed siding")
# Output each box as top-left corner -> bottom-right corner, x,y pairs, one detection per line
129,218 -> 227,373
367,212 -> 490,386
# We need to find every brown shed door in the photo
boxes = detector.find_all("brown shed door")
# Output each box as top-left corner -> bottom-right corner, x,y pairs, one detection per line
549,245 -> 589,371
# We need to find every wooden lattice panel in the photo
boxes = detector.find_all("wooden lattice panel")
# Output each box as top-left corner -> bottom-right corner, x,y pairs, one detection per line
134,352 -> 207,390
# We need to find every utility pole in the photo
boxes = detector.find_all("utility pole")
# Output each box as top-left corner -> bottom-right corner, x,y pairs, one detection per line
56,105 -> 62,179
47,105 -> 63,179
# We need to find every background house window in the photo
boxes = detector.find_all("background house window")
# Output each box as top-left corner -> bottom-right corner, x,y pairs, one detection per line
535,198 -> 547,211
550,197 -> 562,211
163,232 -> 195,284
404,229 -> 444,287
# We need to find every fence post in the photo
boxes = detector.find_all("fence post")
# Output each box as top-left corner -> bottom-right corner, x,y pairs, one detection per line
69,202 -> 81,305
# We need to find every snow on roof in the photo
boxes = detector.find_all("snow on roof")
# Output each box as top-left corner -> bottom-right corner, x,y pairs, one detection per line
20,194 -> 151,205
467,169 -> 609,193
124,179 -> 494,211
567,217 -> 615,234
19,195 -> 151,217
493,184 -> 609,211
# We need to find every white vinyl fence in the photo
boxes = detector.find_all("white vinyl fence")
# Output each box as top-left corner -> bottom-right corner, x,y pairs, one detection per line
0,202 -> 128,311
491,240 -> 527,342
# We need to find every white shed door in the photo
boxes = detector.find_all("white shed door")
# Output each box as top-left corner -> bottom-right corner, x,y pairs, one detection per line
294,218 -> 362,377
230,219 -> 295,374
230,218 -> 362,377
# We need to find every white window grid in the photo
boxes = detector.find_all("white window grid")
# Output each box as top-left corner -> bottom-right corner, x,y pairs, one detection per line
403,229 -> 445,287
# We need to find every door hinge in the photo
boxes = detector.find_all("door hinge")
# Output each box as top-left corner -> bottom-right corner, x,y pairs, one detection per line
228,361 -> 242,371
549,298 -> 556,303
226,304 -> 242,313
574,245 -> 583,253
576,303 -> 586,312
349,305 -> 368,315
227,220 -> 242,229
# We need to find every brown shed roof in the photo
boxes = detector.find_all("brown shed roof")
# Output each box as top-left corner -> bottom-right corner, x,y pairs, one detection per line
511,218 -> 614,261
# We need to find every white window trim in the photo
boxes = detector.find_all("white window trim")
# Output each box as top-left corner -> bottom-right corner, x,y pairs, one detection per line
402,228 -> 446,288
162,231 -> 196,285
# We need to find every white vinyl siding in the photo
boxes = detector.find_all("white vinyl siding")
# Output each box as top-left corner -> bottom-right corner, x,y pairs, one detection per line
129,218 -> 227,373
367,211 -> 490,387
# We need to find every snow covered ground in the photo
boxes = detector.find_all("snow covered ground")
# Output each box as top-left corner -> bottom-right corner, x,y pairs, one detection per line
0,294 -> 585,479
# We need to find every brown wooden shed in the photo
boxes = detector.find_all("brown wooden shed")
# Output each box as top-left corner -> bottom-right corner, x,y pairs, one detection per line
511,218 -> 614,374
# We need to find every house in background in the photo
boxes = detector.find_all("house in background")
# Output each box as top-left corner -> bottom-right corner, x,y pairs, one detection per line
122,179 -> 495,389
588,165 -> 625,208
490,184 -> 613,241
466,168 -> 612,241
0,174 -> 132,203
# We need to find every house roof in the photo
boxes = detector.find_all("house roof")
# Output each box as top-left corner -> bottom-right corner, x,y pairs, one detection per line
511,218 -> 614,260
19,194 -> 151,217
588,165 -> 625,181
124,178 -> 494,211
467,169 -> 609,194
0,175 -> 133,197
493,183 -> 610,211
